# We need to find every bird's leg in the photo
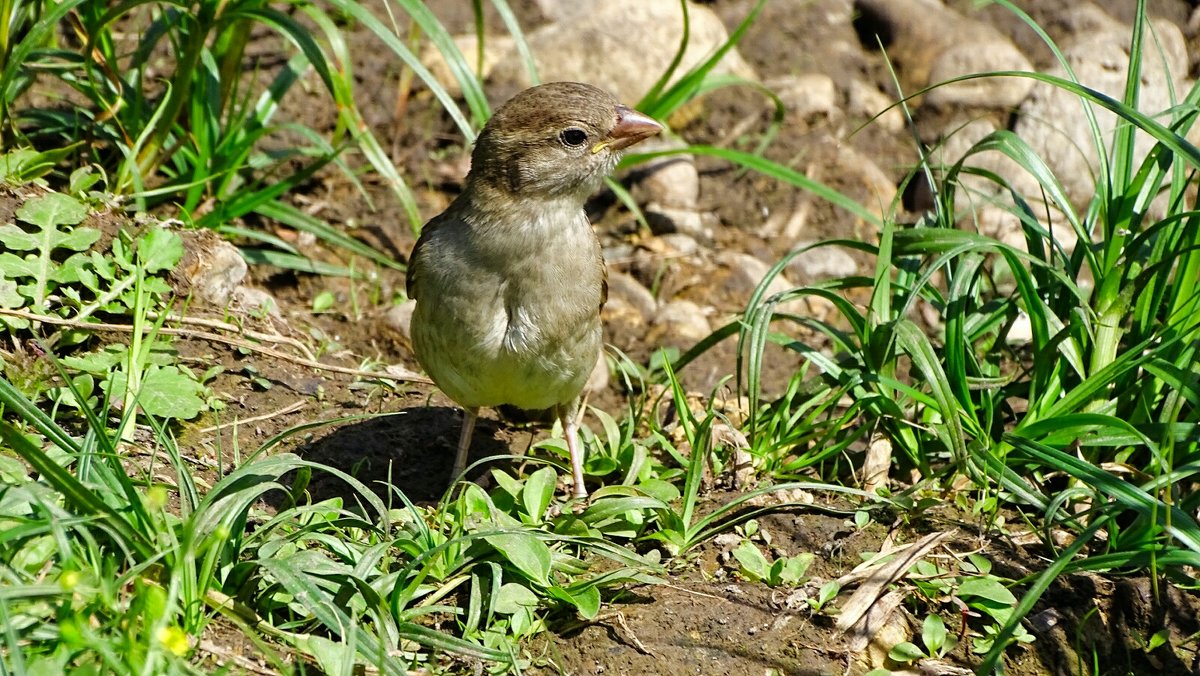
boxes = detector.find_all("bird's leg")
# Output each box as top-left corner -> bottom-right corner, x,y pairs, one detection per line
451,407 -> 479,481
558,402 -> 588,500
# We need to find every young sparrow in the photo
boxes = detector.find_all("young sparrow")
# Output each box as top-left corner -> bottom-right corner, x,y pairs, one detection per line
406,82 -> 662,499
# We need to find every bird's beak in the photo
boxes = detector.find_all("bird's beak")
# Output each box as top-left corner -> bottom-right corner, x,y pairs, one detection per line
592,105 -> 663,154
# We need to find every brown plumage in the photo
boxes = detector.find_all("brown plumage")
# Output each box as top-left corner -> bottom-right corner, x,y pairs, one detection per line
406,82 -> 662,499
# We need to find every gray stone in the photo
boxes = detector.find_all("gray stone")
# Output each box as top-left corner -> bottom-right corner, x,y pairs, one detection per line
171,229 -> 247,306
925,40 -> 1034,108
429,0 -> 757,104
645,203 -> 712,240
385,299 -> 417,342
647,299 -> 712,347
768,73 -> 840,121
1012,7 -> 1190,208
639,141 -> 699,210
786,242 -> 858,282
655,233 -> 703,258
232,286 -> 279,317
605,271 -> 657,320
847,80 -> 904,132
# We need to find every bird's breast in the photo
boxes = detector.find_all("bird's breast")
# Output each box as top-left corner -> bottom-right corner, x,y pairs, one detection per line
410,205 -> 604,410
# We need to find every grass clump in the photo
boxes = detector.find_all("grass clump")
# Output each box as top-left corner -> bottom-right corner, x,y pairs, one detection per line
731,0 -> 1200,667
4,0 -> 1200,672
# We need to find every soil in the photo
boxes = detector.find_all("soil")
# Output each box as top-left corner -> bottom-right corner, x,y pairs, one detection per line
6,0 -> 1200,674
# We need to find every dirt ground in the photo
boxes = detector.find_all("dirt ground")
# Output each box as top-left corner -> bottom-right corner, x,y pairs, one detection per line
10,0 -> 1200,673
184,0 -> 1200,673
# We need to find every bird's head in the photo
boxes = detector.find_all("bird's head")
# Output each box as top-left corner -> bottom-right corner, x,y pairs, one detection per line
468,82 -> 663,202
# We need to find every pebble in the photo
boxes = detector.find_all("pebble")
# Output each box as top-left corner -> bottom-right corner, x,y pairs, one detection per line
786,242 -> 858,282
646,299 -> 713,347
638,140 -> 699,210
768,73 -> 839,121
925,39 -> 1034,109
605,271 -> 658,320
847,80 -> 904,132
233,287 -> 280,318
384,299 -> 416,342
1012,8 -> 1189,208
170,229 -> 247,306
486,0 -> 757,103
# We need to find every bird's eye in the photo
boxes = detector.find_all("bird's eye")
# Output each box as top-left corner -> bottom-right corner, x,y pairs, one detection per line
559,128 -> 588,147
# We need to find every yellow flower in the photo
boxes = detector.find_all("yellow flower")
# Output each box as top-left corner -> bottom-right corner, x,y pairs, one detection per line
157,626 -> 190,657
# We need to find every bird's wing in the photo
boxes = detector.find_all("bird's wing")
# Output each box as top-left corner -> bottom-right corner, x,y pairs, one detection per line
599,256 -> 608,312
406,211 -> 449,299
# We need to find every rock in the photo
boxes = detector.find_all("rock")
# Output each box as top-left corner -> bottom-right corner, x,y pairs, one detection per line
421,0 -> 756,100
583,350 -> 610,397
715,250 -> 807,315
712,533 -> 742,552
933,116 -> 999,169
645,204 -> 712,239
934,7 -> 1191,253
654,233 -> 703,258
170,229 -> 247,306
847,80 -> 904,132
485,0 -> 757,103
646,299 -> 712,347
1012,7 -> 1190,208
925,39 -> 1034,109
232,286 -> 279,317
639,141 -> 700,210
419,34 -> 514,98
605,271 -> 657,320
853,0 -> 1031,110
854,0 -> 1022,97
836,144 -> 897,226
625,234 -> 706,304
715,250 -> 836,322
786,242 -> 858,282
384,299 -> 417,342
716,251 -> 791,301
635,139 -> 711,238
768,73 -> 839,121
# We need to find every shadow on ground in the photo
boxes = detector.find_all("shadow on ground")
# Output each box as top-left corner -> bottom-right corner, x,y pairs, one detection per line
287,406 -> 511,505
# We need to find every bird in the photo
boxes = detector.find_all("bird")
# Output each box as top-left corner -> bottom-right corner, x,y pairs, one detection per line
406,82 -> 663,499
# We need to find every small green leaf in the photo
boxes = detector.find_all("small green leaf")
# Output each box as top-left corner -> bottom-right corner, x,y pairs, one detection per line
817,580 -> 840,605
68,167 -> 103,195
107,365 -> 208,420
522,466 -> 557,520
964,553 -> 992,575
0,274 -> 28,329
485,532 -> 552,584
311,290 -> 335,313
493,582 -> 539,615
293,634 -> 353,676
922,613 -> 947,654
15,192 -> 89,230
778,553 -> 813,586
963,595 -> 1017,626
50,252 -> 92,284
572,585 -> 601,619
888,641 -> 927,663
0,253 -> 38,278
137,229 -> 184,273
1147,628 -> 1170,651
732,540 -> 770,582
11,535 -> 56,572
490,469 -> 523,497
957,577 -> 1017,607
768,558 -> 785,585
